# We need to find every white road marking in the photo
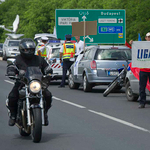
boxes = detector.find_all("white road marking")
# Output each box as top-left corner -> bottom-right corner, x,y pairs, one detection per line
4,80 -> 150,133
4,80 -> 14,84
53,96 -> 86,108
88,109 -> 150,133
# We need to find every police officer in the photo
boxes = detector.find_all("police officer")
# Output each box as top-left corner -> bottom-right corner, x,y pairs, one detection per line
37,36 -> 49,58
7,38 -> 52,126
58,34 -> 76,88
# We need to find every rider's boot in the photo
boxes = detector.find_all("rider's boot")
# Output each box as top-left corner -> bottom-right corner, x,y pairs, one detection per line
8,108 -> 17,126
44,108 -> 49,126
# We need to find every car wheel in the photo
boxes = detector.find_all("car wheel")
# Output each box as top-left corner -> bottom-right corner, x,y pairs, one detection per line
68,72 -> 80,89
83,74 -> 92,92
125,81 -> 139,101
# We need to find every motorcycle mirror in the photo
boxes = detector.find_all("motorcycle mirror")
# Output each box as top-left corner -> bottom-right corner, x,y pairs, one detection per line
7,58 -> 16,65
44,66 -> 53,75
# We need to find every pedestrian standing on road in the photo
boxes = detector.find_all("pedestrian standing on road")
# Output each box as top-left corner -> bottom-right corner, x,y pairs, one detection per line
75,36 -> 84,57
129,32 -> 150,108
58,34 -> 76,88
36,36 -> 49,59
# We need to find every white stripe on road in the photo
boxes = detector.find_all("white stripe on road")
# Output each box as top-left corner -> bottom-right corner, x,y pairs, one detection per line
4,80 -> 150,133
53,96 -> 86,108
4,80 -> 14,84
88,109 -> 150,133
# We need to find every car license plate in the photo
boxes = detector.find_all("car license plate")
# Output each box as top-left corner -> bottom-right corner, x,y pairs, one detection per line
108,71 -> 119,76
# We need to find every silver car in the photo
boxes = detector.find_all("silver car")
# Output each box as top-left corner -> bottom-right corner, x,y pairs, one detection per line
68,45 -> 131,92
3,39 -> 20,60
125,70 -> 150,101
0,43 -> 3,57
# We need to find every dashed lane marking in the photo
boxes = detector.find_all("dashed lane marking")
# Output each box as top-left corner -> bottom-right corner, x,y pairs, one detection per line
88,109 -> 150,133
53,96 -> 86,108
4,80 -> 14,84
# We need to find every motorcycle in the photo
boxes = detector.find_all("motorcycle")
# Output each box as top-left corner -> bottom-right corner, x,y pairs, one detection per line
103,59 -> 129,97
6,58 -> 53,143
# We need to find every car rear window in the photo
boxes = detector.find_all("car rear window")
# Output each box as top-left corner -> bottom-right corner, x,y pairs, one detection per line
51,48 -> 60,58
8,41 -> 20,46
94,49 -> 131,60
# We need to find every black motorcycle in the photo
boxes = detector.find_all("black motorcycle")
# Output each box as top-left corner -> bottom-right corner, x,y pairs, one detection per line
6,59 -> 53,143
103,59 -> 129,97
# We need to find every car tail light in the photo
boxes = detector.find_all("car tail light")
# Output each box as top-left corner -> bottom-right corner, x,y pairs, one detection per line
90,60 -> 97,70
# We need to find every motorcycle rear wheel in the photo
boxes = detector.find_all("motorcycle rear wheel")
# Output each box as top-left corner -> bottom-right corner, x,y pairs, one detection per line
31,108 -> 42,143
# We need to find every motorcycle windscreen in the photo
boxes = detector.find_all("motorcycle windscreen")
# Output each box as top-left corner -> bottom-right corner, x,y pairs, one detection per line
25,67 -> 43,81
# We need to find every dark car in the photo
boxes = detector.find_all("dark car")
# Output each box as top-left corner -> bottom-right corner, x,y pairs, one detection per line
0,43 -> 3,57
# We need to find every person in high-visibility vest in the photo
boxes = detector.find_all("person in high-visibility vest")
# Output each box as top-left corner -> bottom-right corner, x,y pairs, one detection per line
58,34 -> 76,88
37,36 -> 49,58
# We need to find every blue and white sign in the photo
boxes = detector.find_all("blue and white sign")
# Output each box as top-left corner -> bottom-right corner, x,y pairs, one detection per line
132,41 -> 150,68
99,26 -> 123,34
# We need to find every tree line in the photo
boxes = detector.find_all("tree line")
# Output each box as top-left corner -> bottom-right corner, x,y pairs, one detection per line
0,0 -> 149,43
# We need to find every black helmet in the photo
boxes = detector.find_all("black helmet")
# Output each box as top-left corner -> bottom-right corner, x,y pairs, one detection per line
65,34 -> 72,41
19,38 -> 36,59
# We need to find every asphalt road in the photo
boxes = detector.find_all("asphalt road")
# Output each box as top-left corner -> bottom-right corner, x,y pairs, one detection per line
1,59 -> 150,150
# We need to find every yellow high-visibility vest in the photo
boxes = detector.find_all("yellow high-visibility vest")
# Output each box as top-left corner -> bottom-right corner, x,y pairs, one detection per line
36,44 -> 47,57
63,43 -> 75,59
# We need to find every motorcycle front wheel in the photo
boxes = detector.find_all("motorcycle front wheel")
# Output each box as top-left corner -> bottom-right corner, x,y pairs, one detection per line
103,77 -> 119,97
31,108 -> 42,143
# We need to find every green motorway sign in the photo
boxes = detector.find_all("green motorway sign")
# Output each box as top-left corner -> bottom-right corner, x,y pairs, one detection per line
55,9 -> 126,44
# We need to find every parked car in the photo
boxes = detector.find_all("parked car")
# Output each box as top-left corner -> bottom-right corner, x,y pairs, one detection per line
3,39 -> 20,60
47,44 -> 63,80
0,43 -> 3,57
68,45 -> 131,92
2,34 -> 24,60
125,70 -> 150,101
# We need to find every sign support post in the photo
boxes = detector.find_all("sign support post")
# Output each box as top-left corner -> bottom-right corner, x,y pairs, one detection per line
82,15 -> 86,53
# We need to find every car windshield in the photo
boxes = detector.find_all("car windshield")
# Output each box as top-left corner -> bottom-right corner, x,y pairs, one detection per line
50,48 -> 60,58
0,44 -> 3,48
8,41 -> 20,47
95,49 -> 131,60
35,37 -> 58,44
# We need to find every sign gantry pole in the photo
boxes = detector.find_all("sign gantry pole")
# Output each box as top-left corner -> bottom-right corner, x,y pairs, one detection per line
82,15 -> 86,54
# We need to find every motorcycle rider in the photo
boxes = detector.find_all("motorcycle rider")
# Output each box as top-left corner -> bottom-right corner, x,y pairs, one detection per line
7,38 -> 52,126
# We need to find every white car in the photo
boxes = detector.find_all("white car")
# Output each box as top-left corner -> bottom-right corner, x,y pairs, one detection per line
3,39 -> 21,60
2,34 -> 24,60
47,45 -> 64,80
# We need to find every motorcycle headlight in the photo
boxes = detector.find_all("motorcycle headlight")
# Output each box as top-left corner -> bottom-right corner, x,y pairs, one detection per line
29,80 -> 41,93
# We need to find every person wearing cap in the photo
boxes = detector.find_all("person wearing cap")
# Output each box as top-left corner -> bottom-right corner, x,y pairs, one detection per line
75,36 -> 84,56
129,32 -> 150,108
37,36 -> 49,58
58,34 -> 76,88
